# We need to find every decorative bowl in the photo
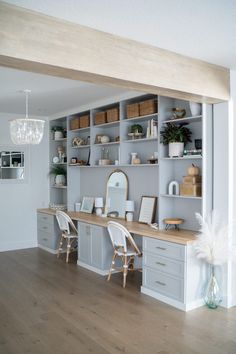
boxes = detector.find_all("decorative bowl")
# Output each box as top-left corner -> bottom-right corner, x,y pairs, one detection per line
172,108 -> 186,119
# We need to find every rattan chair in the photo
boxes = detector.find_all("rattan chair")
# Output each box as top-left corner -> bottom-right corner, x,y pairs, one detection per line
107,221 -> 142,288
56,211 -> 78,263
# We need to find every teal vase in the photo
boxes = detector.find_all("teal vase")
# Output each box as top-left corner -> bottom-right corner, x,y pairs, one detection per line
204,265 -> 222,309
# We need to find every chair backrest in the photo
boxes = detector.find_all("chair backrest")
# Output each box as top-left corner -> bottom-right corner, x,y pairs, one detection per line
107,221 -> 141,254
56,211 -> 78,235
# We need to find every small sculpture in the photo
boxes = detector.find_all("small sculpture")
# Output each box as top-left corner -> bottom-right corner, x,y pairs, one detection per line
168,181 -> 180,195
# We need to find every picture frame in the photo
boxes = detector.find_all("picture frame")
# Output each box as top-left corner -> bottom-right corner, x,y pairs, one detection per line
138,196 -> 157,224
80,197 -> 95,214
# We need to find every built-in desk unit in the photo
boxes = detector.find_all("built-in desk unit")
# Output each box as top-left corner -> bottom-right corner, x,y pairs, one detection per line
40,92 -> 213,311
37,209 -> 205,311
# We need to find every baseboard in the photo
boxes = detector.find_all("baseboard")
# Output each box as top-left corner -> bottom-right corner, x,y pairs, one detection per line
141,286 -> 204,312
38,244 -> 58,254
0,240 -> 37,252
77,260 -> 109,276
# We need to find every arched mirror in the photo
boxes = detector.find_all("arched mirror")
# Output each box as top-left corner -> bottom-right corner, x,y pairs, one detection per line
105,169 -> 128,218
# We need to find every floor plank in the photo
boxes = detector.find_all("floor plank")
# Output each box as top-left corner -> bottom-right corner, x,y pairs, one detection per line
0,248 -> 235,354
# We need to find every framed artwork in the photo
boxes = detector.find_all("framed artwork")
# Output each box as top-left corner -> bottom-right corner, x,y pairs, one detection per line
80,197 -> 94,214
138,196 -> 157,224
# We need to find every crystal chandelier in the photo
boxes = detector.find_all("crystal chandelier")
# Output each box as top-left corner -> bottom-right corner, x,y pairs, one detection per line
10,89 -> 45,145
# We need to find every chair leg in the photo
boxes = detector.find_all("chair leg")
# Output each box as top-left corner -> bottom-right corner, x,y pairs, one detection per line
66,238 -> 71,263
123,255 -> 128,288
107,253 -> 116,282
57,236 -> 64,259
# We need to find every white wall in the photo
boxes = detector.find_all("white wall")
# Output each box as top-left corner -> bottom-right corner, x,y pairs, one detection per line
0,113 -> 49,251
229,70 -> 236,307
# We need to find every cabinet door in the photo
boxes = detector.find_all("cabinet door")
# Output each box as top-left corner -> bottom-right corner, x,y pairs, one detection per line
91,226 -> 103,269
78,223 -> 91,264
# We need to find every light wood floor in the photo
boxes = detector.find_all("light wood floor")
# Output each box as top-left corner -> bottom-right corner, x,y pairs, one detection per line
0,248 -> 235,354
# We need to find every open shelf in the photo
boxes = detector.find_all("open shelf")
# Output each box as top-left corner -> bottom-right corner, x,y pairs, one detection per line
162,155 -> 202,160
162,115 -> 202,124
124,113 -> 158,122
123,137 -> 158,143
52,185 -> 67,189
161,194 -> 202,200
51,163 -> 67,165
52,138 -> 67,142
71,145 -> 90,149
93,121 -> 120,128
94,141 -> 120,147
70,127 -> 90,132
68,163 -> 159,168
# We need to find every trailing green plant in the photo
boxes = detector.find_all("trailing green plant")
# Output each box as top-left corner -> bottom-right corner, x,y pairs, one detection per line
160,123 -> 192,145
51,126 -> 64,132
50,165 -> 67,176
130,124 -> 143,133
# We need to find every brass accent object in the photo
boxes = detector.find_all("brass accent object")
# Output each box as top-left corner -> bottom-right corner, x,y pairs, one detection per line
172,108 -> 186,119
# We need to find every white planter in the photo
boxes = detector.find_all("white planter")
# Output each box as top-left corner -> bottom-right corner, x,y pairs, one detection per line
189,102 -> 202,116
168,142 -> 184,158
54,131 -> 64,140
55,174 -> 66,186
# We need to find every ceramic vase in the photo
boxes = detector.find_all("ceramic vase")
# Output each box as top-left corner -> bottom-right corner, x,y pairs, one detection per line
189,102 -> 202,116
55,174 -> 66,186
54,131 -> 64,140
168,142 -> 184,158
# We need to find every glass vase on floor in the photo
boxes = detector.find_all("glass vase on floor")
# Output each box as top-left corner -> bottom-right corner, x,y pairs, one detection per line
204,265 -> 222,309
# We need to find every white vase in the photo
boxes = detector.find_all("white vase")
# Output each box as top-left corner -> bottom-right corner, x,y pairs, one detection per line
189,102 -> 202,116
54,131 -> 63,140
55,174 -> 66,186
168,142 -> 184,158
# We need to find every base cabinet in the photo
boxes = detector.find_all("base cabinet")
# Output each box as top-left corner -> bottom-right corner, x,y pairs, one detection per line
37,212 -> 61,254
141,237 -> 205,311
78,221 -> 113,275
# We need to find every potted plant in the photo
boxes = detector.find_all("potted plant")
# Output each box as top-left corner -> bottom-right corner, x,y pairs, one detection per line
51,126 -> 64,140
160,123 -> 192,157
50,165 -> 67,186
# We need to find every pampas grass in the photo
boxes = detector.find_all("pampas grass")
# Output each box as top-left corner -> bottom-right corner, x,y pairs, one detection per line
195,211 -> 230,265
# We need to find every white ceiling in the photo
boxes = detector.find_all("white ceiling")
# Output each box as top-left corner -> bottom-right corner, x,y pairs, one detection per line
1,0 -> 236,116
0,67 -> 130,116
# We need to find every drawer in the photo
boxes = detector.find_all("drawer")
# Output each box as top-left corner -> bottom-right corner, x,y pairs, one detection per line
143,252 -> 185,278
37,220 -> 54,234
143,237 -> 185,261
37,230 -> 58,250
37,212 -> 54,226
143,267 -> 184,301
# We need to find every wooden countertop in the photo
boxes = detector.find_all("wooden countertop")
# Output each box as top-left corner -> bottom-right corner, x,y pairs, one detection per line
37,208 -> 197,245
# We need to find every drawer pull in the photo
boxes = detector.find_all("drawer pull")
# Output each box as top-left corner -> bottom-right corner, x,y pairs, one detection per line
155,280 -> 166,286
42,226 -> 48,230
43,217 -> 47,220
42,238 -> 48,241
156,246 -> 166,251
156,261 -> 166,267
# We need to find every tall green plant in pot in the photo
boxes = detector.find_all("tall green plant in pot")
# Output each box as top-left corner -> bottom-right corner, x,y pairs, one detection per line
50,165 -> 67,186
160,123 -> 192,157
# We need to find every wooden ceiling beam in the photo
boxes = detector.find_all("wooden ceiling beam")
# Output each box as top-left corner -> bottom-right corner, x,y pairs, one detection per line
0,2 -> 230,103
